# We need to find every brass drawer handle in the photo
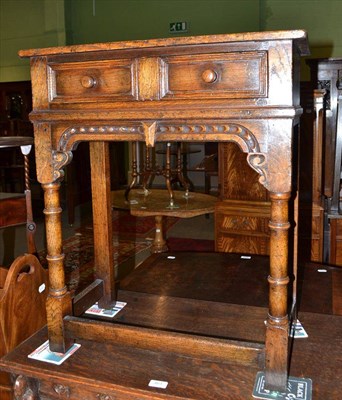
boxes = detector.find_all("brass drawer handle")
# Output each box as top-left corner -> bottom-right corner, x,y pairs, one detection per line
201,69 -> 217,83
81,75 -> 97,88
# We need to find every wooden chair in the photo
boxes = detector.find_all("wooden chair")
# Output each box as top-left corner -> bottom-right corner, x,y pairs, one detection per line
0,137 -> 48,400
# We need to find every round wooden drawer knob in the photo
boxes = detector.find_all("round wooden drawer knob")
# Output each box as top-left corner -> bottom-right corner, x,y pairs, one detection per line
201,69 -> 217,83
81,75 -> 97,88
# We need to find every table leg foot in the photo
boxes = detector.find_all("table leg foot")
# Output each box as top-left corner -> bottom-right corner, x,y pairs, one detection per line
152,215 -> 168,253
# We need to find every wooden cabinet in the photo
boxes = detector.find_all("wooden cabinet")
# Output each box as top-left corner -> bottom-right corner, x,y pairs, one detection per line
0,31 -> 309,396
0,82 -> 34,196
215,142 -> 270,255
307,58 -> 342,265
329,217 -> 342,265
0,81 -> 33,137
215,199 -> 270,255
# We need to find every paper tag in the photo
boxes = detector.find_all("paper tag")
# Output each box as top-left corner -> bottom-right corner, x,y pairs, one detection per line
317,269 -> 327,273
289,319 -> 308,338
148,379 -> 168,389
241,255 -> 252,259
28,340 -> 81,365
38,283 -> 46,293
252,371 -> 312,399
85,301 -> 126,318
167,256 -> 176,259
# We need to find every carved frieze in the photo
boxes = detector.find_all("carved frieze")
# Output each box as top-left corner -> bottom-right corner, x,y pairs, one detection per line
156,122 -> 261,153
58,124 -> 144,151
55,120 -> 267,186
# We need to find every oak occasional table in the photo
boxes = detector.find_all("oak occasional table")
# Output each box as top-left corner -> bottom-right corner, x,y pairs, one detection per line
112,188 -> 216,253
0,30 -> 309,398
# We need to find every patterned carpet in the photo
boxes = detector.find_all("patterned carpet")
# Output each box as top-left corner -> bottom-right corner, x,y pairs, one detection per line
38,210 -> 179,294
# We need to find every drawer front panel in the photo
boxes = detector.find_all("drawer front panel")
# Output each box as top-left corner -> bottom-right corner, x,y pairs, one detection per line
216,233 -> 269,255
49,60 -> 137,103
217,213 -> 270,234
215,208 -> 270,255
161,51 -> 267,100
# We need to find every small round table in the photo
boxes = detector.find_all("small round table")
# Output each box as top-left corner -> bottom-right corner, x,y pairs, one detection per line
112,188 -> 217,253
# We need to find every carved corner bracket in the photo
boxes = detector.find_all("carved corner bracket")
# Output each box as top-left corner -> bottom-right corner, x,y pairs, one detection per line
247,152 -> 267,186
52,150 -> 73,181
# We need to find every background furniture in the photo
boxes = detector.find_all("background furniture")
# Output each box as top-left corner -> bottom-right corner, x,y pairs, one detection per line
125,142 -> 202,203
0,81 -> 33,138
155,142 -> 201,192
194,142 -> 218,195
1,30 -> 308,397
0,82 -> 35,198
306,58 -> 342,265
215,142 -> 270,255
0,254 -> 47,400
112,188 -> 216,253
0,137 -> 37,257
0,137 -> 47,400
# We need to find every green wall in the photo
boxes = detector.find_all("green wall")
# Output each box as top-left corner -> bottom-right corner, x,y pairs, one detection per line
261,0 -> 342,79
262,0 -> 342,58
2,0 -> 342,82
64,0 -> 260,44
0,0 -> 66,82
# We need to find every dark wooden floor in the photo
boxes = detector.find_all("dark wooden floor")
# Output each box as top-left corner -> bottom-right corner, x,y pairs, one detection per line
1,252 -> 342,399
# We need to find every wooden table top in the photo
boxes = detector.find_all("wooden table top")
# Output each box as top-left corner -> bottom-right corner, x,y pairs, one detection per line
111,189 -> 217,218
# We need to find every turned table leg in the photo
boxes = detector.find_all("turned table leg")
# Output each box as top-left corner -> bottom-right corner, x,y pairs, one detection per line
165,143 -> 175,207
43,182 -> 73,353
176,143 -> 190,196
151,215 -> 168,253
265,192 -> 291,391
90,142 -> 116,308
125,142 -> 138,201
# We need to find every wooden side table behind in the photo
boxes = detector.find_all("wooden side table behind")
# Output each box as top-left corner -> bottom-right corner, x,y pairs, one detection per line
112,189 -> 216,253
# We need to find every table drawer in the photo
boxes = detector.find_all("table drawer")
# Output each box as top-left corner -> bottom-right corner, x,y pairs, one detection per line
161,51 -> 267,100
49,59 -> 137,103
217,212 -> 269,234
215,200 -> 270,255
